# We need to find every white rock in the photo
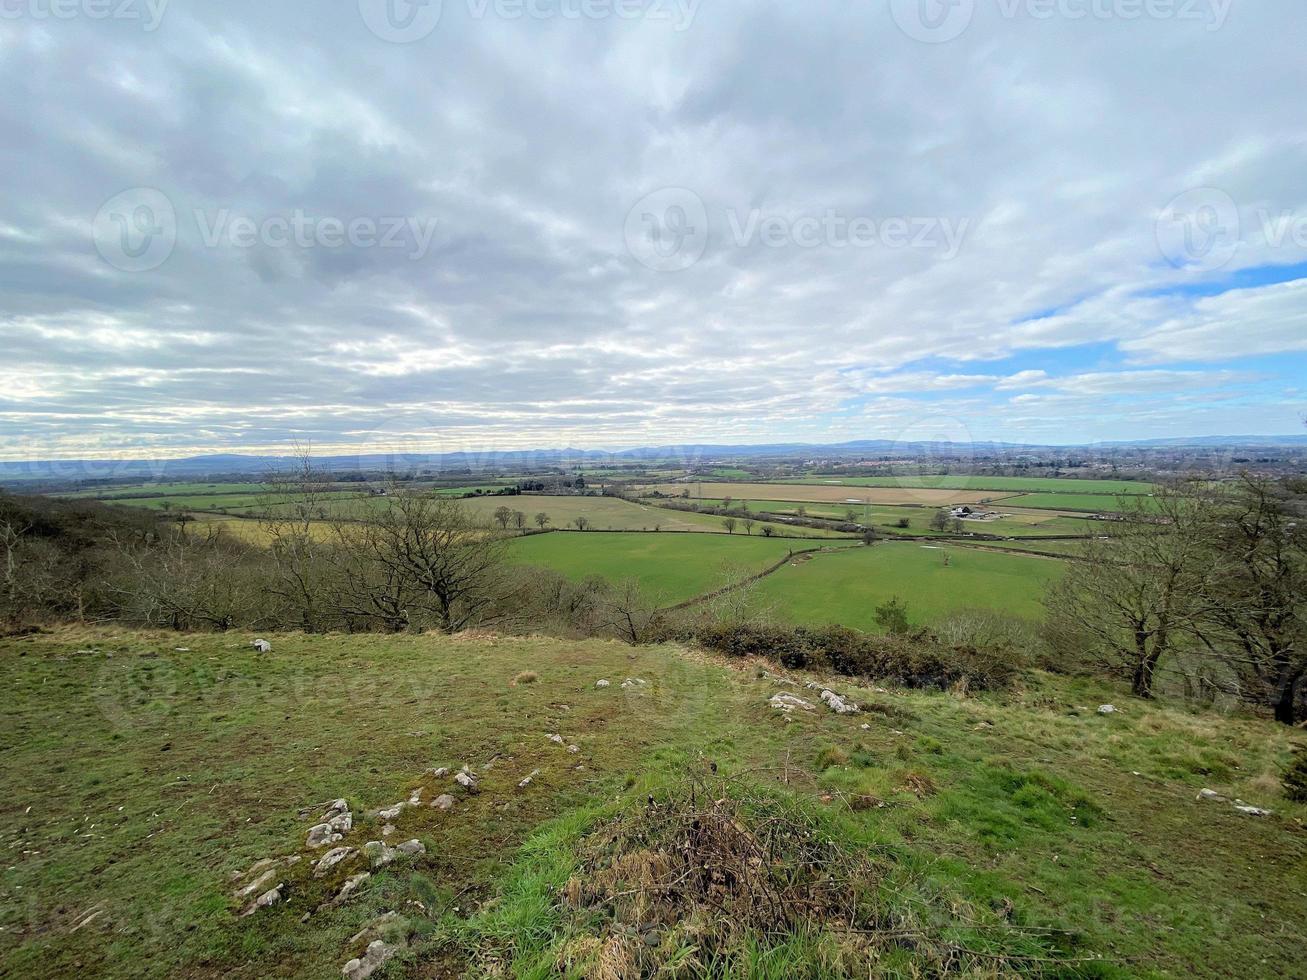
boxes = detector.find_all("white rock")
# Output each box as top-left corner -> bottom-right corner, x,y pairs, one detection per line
860,723 -> 871,730
241,884 -> 283,917
395,839 -> 425,857
546,734 -> 564,746
327,798 -> 350,816
377,804 -> 404,822
306,823 -> 342,849
595,679 -> 610,688
234,868 -> 277,899
343,940 -> 398,980
408,789 -> 422,805
429,767 -> 450,779
1097,704 -> 1118,715
1233,800 -> 1273,817
314,846 -> 356,878
335,872 -> 370,904
253,639 -> 272,653
567,744 -> 580,754
1197,788 -> 1228,802
518,768 -> 541,789
769,693 -> 816,713
454,772 -> 476,790
362,841 -> 395,869
431,794 -> 456,811
820,690 -> 859,715
381,824 -> 396,837
328,810 -> 353,833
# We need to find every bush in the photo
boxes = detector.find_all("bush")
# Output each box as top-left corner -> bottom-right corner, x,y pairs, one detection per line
692,622 -> 1018,690
1284,749 -> 1307,803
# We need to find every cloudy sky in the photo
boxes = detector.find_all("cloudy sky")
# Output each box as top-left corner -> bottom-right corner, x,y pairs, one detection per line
1,0 -> 1305,460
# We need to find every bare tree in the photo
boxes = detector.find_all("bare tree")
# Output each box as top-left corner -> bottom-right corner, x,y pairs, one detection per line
535,512 -> 550,530
723,517 -> 737,535
345,493 -> 511,634
1043,485 -> 1215,699
493,505 -> 514,530
573,516 -> 590,532
743,518 -> 756,535
1196,475 -> 1306,724
513,510 -> 527,533
260,446 -> 335,631
598,578 -> 662,644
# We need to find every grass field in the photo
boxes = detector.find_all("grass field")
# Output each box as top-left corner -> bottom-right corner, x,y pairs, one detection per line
1005,492 -> 1157,513
783,475 -> 1158,495
2,627 -> 1303,978
751,541 -> 1065,630
642,482 -> 1005,506
508,531 -> 841,604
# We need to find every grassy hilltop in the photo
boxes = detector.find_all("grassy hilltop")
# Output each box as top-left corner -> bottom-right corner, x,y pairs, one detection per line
2,628 -> 1304,978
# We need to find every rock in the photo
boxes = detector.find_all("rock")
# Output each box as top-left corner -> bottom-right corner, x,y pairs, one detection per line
429,767 -> 450,779
335,872 -> 371,904
234,868 -> 277,899
431,794 -> 456,811
567,744 -> 580,754
595,679 -> 610,688
342,940 -> 398,980
362,841 -> 395,869
1197,788 -> 1228,802
518,768 -> 540,789
395,839 -> 425,857
314,847 -> 356,878
328,810 -> 353,833
547,734 -> 564,746
860,723 -> 871,730
1233,800 -> 1273,817
376,804 -> 404,822
252,639 -> 272,653
327,798 -> 350,816
769,693 -> 816,713
621,677 -> 648,690
408,789 -> 422,805
454,772 -> 476,790
306,823 -> 342,849
1098,704 -> 1118,715
820,690 -> 859,715
382,824 -> 396,837
241,884 -> 284,917
348,911 -> 403,945
804,681 -> 823,691
234,857 -> 277,882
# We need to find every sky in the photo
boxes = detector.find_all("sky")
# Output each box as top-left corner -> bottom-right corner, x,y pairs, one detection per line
1,0 -> 1305,461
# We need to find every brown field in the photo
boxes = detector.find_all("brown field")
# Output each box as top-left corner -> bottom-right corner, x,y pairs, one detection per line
640,482 -> 1007,506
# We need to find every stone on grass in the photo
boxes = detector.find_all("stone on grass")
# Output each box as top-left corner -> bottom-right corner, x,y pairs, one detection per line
234,868 -> 277,899
1197,788 -> 1228,802
1098,704 -> 1118,715
429,767 -> 450,779
376,804 -> 404,822
454,772 -> 476,790
431,794 -> 456,811
362,841 -> 395,869
314,847 -> 356,878
518,768 -> 540,789
547,733 -> 564,746
567,744 -> 580,754
307,823 -> 342,849
342,940 -> 398,980
241,884 -> 284,917
820,690 -> 859,715
595,679 -> 610,688
1233,800 -> 1273,817
769,693 -> 816,713
335,872 -> 371,904
328,810 -> 353,833
252,639 -> 272,653
395,839 -> 425,857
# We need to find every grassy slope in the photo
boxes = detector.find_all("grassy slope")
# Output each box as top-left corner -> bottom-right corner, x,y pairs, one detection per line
752,541 -> 1066,629
1,628 -> 1303,978
507,531 -> 836,604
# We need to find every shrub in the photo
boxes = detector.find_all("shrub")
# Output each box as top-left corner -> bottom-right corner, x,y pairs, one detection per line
1284,748 -> 1307,803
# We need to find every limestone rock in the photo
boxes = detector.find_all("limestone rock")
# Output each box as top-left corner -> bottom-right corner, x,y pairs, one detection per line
546,733 -> 564,746
314,846 -> 356,878
342,940 -> 397,980
431,794 -> 456,811
234,868 -> 277,900
395,839 -> 425,857
595,679 -> 610,688
335,872 -> 371,904
252,639 -> 272,653
307,823 -> 343,849
769,693 -> 816,713
241,883 -> 284,917
1098,704 -> 1118,715
820,690 -> 859,715
362,841 -> 395,868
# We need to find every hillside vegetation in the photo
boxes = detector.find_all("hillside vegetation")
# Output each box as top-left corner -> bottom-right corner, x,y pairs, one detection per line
2,628 -> 1303,978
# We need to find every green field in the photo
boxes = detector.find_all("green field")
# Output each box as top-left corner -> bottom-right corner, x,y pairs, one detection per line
509,531 -> 840,603
784,475 -> 1158,495
3,627 -> 1302,978
751,542 -> 1065,630
1005,492 -> 1157,513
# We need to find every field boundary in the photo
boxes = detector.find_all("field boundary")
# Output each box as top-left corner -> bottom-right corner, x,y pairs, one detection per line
661,544 -> 851,612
